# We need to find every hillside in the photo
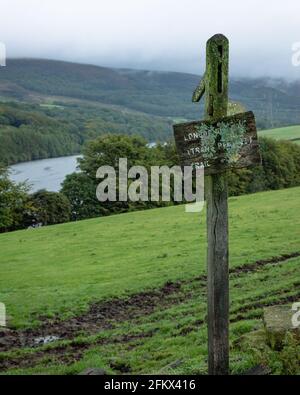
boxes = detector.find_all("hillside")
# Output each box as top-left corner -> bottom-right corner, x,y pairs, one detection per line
1,59 -> 300,125
1,59 -> 300,164
0,101 -> 172,165
260,124 -> 300,144
0,187 -> 299,374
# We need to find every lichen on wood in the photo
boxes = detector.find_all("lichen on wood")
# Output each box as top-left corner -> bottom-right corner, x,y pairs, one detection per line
194,120 -> 247,164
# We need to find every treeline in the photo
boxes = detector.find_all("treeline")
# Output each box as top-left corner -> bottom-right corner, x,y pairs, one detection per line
1,134 -> 300,233
60,135 -> 300,221
0,165 -> 71,233
0,102 -> 172,165
0,103 -> 81,164
228,138 -> 300,195
0,99 -> 268,167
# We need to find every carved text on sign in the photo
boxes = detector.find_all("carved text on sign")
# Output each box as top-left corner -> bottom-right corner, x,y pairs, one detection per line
173,111 -> 261,175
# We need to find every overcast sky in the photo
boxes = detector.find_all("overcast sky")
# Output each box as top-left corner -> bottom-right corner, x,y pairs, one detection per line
1,0 -> 300,78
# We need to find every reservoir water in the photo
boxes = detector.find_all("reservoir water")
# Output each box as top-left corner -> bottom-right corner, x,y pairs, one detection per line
9,155 -> 81,192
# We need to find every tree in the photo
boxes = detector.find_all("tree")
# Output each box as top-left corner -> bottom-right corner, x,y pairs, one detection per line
78,134 -> 153,177
228,137 -> 300,196
26,190 -> 71,226
60,133 -> 300,223
0,165 -> 31,232
61,135 -> 178,221
61,173 -> 106,221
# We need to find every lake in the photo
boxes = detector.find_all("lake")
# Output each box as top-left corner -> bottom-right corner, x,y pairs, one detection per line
9,155 -> 81,192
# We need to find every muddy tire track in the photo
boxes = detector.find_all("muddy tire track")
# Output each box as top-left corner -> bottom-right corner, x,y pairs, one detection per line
0,281 -> 182,352
176,289 -> 300,336
229,252 -> 300,276
0,251 -> 299,359
0,331 -> 155,372
2,290 -> 299,373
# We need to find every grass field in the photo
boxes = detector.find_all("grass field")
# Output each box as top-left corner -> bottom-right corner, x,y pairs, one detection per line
259,125 -> 300,144
0,187 -> 300,374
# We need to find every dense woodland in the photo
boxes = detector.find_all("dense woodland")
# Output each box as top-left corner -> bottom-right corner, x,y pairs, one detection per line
1,59 -> 300,165
0,102 -> 171,165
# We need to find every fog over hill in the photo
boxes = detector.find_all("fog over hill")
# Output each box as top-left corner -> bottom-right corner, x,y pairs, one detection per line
1,58 -> 300,128
2,0 -> 300,78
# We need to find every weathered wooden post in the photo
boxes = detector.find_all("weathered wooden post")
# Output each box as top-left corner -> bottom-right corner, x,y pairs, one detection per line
203,34 -> 229,376
173,34 -> 261,375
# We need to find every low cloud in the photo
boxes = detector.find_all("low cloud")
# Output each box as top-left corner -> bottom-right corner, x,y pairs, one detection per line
0,0 -> 299,78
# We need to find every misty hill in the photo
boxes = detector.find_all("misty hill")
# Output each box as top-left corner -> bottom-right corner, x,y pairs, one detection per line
1,59 -> 300,127
1,59 -> 300,165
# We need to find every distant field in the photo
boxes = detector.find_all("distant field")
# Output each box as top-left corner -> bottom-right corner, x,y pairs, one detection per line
260,125 -> 300,144
0,187 -> 299,374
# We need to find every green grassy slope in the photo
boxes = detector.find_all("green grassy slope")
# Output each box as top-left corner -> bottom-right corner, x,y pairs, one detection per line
0,187 -> 299,374
260,125 -> 300,144
0,187 -> 299,328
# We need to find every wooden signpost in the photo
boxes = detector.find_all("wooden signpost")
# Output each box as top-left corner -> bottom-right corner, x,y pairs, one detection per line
173,34 -> 261,375
174,111 -> 260,175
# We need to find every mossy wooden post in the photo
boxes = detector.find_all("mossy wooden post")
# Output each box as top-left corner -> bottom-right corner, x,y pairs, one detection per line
175,33 -> 260,374
195,34 -> 229,375
206,34 -> 229,376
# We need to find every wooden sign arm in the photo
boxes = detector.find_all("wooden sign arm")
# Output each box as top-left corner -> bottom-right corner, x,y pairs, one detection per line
192,72 -> 206,103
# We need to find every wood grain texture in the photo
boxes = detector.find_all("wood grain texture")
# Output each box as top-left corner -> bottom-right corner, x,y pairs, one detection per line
206,174 -> 229,375
204,34 -> 229,376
